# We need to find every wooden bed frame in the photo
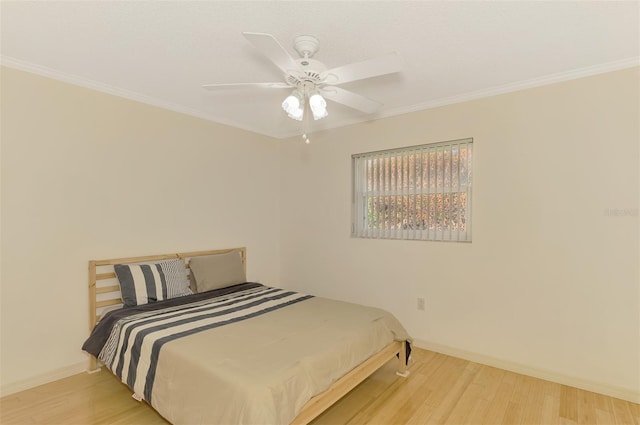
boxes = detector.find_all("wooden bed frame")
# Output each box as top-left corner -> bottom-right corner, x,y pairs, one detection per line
87,247 -> 408,425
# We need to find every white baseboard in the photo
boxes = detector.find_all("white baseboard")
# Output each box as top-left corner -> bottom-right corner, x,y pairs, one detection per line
0,361 -> 87,397
413,339 -> 640,404
2,345 -> 638,404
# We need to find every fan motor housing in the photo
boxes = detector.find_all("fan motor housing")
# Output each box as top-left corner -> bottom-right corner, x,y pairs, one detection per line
286,58 -> 327,87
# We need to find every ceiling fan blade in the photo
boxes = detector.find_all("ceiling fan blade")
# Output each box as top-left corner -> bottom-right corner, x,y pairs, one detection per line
320,86 -> 383,114
322,52 -> 402,85
242,32 -> 298,73
202,82 -> 291,90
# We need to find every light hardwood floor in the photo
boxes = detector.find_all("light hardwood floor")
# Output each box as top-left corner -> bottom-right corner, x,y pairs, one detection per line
1,348 -> 638,424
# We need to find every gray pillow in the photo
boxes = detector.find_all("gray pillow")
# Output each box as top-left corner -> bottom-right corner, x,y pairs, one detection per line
189,251 -> 246,293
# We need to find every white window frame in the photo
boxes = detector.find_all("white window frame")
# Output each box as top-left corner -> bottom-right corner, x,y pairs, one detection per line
351,138 -> 473,242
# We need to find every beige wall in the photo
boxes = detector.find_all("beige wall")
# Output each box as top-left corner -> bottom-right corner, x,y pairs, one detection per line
0,67 -> 281,389
279,67 -> 639,397
1,65 -> 638,400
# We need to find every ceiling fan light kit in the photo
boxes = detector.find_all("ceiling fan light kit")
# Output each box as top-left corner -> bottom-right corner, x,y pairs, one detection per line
281,87 -> 328,121
203,32 -> 402,132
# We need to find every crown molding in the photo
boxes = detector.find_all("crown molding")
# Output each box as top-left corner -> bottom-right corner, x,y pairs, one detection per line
0,56 -> 281,139
279,56 -> 640,140
379,56 -> 640,121
3,55 -> 638,140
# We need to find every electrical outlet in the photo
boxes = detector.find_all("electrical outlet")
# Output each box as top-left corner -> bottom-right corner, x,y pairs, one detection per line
417,297 -> 425,311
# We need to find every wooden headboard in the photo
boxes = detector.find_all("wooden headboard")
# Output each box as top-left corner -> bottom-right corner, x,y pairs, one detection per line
87,247 -> 246,370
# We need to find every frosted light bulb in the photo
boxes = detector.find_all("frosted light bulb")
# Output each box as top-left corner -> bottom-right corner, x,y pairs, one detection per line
288,107 -> 303,121
309,94 -> 328,120
281,95 -> 300,114
309,94 -> 326,109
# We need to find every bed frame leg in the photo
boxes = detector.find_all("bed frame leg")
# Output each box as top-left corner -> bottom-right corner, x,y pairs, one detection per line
395,341 -> 410,377
87,357 -> 102,374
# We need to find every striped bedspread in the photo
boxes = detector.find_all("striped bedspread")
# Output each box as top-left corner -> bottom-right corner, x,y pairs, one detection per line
98,285 -> 312,403
85,283 -> 411,424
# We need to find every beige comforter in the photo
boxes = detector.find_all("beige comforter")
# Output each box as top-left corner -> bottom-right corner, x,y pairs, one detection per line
148,295 -> 410,424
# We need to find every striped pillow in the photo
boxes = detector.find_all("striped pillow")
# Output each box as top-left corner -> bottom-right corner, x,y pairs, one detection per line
160,259 -> 193,299
115,259 -> 192,308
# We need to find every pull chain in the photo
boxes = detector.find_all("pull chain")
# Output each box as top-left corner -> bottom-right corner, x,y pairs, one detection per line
302,100 -> 311,144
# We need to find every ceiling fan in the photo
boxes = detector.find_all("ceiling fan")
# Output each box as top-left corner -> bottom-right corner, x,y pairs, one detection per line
202,32 -> 402,123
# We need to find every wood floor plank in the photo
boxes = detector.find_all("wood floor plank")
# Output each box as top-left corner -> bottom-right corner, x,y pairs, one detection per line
425,362 -> 480,424
467,397 -> 492,425
560,385 -> 580,422
521,377 -> 545,425
612,397 -> 635,425
481,372 -> 517,425
2,348 -> 638,425
474,364 -> 506,400
541,394 -> 561,425
444,382 -> 485,425
577,389 -> 598,425
630,401 -> 640,425
385,387 -> 434,425
503,374 -> 534,424
465,365 -> 505,424
595,407 -> 616,425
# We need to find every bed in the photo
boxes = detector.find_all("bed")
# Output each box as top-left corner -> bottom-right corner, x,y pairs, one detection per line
83,247 -> 411,424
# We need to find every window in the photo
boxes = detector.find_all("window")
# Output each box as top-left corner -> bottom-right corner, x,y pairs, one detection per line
352,138 -> 473,242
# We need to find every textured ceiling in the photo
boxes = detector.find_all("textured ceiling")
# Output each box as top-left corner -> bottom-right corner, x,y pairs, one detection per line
1,1 -> 638,139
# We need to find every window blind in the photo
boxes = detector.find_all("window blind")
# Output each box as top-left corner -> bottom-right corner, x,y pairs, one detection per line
352,138 -> 473,241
